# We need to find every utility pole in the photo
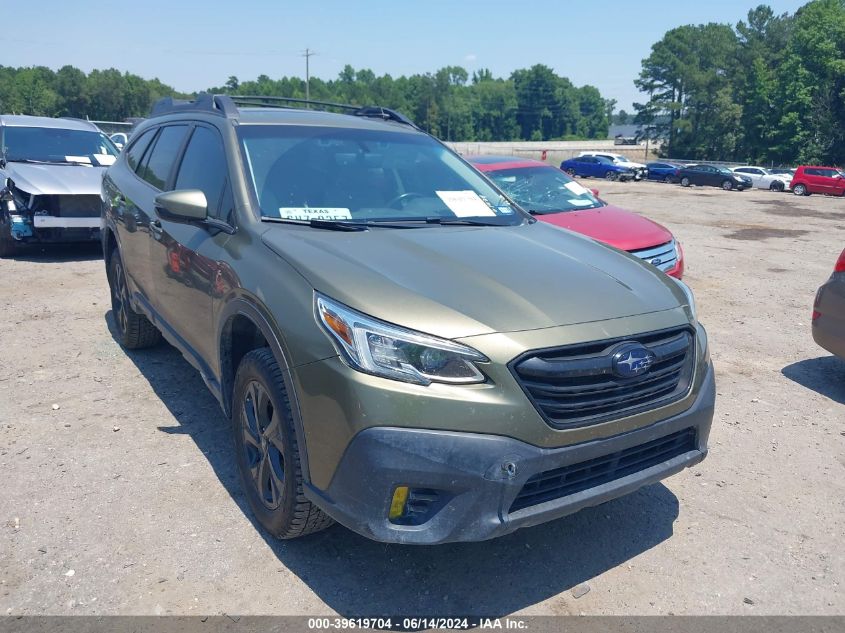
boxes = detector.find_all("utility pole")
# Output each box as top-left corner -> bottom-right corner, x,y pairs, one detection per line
301,48 -> 316,105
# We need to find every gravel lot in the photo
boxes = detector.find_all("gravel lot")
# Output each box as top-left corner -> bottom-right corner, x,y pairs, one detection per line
0,181 -> 843,617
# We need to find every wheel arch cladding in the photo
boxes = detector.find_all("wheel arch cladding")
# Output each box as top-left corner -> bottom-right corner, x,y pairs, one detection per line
217,298 -> 314,485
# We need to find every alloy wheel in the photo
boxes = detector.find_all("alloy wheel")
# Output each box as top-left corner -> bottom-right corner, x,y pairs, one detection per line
240,380 -> 286,510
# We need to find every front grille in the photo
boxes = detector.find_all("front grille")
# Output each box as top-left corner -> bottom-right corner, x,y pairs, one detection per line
510,427 -> 697,513
629,240 -> 678,273
33,195 -> 102,218
510,326 -> 695,429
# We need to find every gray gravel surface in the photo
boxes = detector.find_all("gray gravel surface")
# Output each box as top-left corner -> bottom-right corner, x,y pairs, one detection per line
0,181 -> 842,616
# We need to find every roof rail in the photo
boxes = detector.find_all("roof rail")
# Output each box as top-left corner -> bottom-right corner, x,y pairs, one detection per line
150,93 -> 239,118
150,93 -> 417,128
229,95 -> 417,128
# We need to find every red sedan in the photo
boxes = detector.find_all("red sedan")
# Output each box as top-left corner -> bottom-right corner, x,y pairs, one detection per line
469,156 -> 684,279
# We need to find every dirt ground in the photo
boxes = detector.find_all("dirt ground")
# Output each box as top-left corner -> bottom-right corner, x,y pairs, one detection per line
0,181 -> 843,617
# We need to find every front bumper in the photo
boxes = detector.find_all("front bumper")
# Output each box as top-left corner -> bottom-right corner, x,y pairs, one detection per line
813,276 -> 845,359
305,361 -> 715,544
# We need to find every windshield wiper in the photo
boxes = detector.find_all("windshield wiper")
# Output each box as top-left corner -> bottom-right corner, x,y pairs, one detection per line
261,217 -> 427,231
9,158 -> 91,166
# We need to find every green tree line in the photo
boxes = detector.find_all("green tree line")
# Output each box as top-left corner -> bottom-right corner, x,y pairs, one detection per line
635,0 -> 845,165
0,63 -> 610,142
212,64 -> 610,141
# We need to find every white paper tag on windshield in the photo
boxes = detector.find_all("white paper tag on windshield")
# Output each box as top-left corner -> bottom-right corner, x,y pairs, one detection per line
93,154 -> 116,166
435,190 -> 496,217
568,199 -> 593,207
65,155 -> 92,164
564,181 -> 590,196
278,207 -> 352,221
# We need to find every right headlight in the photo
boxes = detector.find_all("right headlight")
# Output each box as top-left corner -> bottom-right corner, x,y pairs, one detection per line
671,278 -> 697,323
315,294 -> 488,386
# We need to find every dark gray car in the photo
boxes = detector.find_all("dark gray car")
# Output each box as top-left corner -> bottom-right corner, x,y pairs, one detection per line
101,94 -> 715,544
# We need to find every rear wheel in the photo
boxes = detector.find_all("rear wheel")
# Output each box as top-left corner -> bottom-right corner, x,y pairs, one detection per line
232,348 -> 334,539
564,168 -> 577,177
604,170 -> 618,181
769,181 -> 785,192
680,176 -> 691,187
793,183 -> 809,196
108,250 -> 161,349
722,180 -> 734,191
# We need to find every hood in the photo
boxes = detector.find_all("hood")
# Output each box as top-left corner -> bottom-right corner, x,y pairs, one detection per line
535,204 -> 674,252
261,221 -> 686,339
620,160 -> 647,169
3,162 -> 105,196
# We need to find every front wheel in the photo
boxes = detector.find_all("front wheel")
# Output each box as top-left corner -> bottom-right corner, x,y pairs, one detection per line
0,216 -> 23,258
604,170 -> 618,181
680,176 -> 691,187
664,175 -> 674,184
565,168 -> 577,177
722,180 -> 734,191
232,348 -> 334,539
793,184 -> 808,196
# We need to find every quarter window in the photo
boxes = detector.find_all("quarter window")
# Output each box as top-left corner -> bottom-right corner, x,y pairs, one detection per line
125,129 -> 156,172
139,125 -> 189,190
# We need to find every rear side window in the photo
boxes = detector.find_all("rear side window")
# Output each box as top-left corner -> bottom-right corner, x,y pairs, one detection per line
174,126 -> 228,219
139,125 -> 189,190
125,129 -> 156,172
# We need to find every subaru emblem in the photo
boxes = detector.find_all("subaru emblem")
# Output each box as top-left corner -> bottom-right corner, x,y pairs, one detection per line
612,343 -> 656,379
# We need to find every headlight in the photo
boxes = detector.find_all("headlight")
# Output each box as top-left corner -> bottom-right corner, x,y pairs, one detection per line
671,278 -> 697,322
315,294 -> 488,385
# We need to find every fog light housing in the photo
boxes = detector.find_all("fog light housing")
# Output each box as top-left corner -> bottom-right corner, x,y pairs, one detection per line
389,486 -> 409,520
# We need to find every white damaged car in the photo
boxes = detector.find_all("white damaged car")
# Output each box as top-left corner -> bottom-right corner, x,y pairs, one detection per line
0,115 -> 118,256
731,166 -> 791,192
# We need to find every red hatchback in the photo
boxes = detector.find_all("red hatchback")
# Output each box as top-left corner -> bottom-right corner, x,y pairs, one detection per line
470,156 -> 684,278
790,165 -> 845,196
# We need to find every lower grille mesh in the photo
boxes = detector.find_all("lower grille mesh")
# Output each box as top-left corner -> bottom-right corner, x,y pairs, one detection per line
510,427 -> 697,513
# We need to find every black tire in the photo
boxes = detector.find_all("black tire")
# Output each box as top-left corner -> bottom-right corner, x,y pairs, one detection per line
604,170 -> 618,181
793,183 -> 809,196
722,180 -> 734,191
232,348 -> 333,539
680,176 -> 691,187
664,175 -> 673,184
565,168 -> 577,177
770,181 -> 785,192
108,250 -> 161,349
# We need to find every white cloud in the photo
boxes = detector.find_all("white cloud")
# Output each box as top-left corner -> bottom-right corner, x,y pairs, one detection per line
463,53 -> 478,63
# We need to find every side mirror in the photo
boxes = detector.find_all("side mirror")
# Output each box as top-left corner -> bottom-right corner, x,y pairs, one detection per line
590,188 -> 600,197
155,190 -> 208,222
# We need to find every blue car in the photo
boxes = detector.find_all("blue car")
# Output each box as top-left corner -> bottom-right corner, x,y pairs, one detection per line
646,162 -> 681,183
560,155 -> 635,181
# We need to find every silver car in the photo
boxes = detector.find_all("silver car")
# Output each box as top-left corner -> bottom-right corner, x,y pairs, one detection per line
0,115 -> 119,256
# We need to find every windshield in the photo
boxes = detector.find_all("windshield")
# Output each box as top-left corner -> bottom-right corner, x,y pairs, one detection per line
3,126 -> 118,165
238,125 -> 522,225
487,166 -> 603,214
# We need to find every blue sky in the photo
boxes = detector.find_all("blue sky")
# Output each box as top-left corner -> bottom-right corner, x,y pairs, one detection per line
6,0 -> 805,111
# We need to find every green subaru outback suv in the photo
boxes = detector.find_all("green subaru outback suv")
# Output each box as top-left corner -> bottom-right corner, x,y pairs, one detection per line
101,94 -> 714,544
